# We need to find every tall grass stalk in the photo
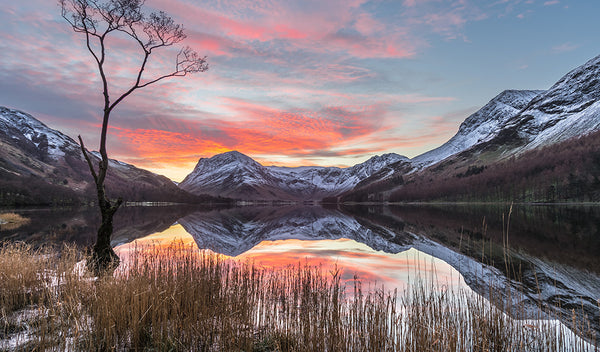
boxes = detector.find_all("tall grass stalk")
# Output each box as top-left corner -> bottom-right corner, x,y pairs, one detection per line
0,241 -> 597,351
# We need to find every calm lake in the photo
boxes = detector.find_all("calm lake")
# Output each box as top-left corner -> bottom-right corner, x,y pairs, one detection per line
1,203 -> 599,340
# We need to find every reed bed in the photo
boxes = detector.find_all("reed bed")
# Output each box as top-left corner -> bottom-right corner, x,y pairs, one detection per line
0,241 -> 597,351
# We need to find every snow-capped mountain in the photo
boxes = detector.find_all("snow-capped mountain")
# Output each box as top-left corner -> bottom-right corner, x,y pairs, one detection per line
179,151 -> 409,200
343,54 -> 600,200
411,54 -> 600,169
488,54 -> 600,153
411,89 -> 543,168
0,106 -> 202,205
272,153 -> 409,193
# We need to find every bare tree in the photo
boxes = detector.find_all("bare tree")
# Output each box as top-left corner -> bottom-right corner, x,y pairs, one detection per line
60,0 -> 208,274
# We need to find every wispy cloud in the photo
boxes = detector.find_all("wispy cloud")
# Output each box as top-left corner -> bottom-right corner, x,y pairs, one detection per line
552,42 -> 579,54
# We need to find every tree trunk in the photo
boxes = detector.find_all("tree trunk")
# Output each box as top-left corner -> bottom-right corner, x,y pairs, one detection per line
78,134 -> 123,275
89,169 -> 122,275
90,202 -> 121,274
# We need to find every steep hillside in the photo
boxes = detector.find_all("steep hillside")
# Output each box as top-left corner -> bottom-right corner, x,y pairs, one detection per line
387,129 -> 600,202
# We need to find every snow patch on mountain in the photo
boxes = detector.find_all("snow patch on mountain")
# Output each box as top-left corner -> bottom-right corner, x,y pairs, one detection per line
411,90 -> 543,168
0,106 -> 80,159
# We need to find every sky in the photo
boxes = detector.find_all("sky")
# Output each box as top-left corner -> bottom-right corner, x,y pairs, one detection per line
1,0 -> 599,182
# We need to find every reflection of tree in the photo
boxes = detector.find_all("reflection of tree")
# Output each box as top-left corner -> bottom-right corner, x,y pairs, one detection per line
0,206 -> 200,248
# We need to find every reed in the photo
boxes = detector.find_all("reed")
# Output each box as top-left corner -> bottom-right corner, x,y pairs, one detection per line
0,241 -> 597,351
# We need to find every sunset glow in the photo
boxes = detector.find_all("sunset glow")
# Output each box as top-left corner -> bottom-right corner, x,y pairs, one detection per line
1,1 -> 599,181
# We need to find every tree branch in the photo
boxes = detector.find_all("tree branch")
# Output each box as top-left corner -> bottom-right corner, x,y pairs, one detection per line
78,135 -> 99,185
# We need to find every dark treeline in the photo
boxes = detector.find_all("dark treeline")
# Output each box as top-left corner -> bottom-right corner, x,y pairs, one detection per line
0,171 -> 83,206
341,129 -> 600,203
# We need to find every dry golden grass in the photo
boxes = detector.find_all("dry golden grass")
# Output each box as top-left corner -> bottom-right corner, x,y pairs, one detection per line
0,241 -> 597,351
0,213 -> 30,231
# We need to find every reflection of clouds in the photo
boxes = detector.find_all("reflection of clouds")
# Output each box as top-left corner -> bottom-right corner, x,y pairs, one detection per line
238,238 -> 467,293
114,226 -> 465,294
114,224 -> 202,260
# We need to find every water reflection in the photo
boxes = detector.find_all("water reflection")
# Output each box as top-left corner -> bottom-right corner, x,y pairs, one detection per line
241,240 -> 466,293
111,205 -> 600,338
2,203 -> 599,339
342,203 -> 600,274
115,229 -> 466,294
176,206 -> 410,256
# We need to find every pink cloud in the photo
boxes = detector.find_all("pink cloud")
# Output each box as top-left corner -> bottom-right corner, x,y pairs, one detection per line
146,0 -> 416,59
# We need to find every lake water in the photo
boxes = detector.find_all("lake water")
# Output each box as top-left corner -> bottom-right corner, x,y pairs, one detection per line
1,203 -> 599,340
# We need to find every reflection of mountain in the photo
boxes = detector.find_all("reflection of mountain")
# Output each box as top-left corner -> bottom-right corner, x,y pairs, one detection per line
178,204 -> 599,340
178,206 -> 412,256
340,204 -> 600,341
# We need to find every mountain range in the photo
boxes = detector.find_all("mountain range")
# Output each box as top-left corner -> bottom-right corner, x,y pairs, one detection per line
181,54 -> 600,201
178,150 -> 410,200
343,54 -> 600,203
1,54 -> 599,203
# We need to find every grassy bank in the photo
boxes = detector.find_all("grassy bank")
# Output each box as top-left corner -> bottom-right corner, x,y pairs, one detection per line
0,242 -> 597,351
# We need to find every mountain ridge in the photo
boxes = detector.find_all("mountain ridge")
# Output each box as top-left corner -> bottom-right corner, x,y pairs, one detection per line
341,54 -> 600,201
0,106 -> 215,206
179,150 -> 409,200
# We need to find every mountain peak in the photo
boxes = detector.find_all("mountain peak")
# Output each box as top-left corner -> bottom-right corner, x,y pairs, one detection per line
193,150 -> 260,169
523,54 -> 600,116
365,153 -> 409,164
495,54 -> 600,150
220,150 -> 250,159
491,89 -> 544,107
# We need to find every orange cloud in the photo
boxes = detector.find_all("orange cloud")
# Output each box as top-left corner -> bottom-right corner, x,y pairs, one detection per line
107,100 -> 386,179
